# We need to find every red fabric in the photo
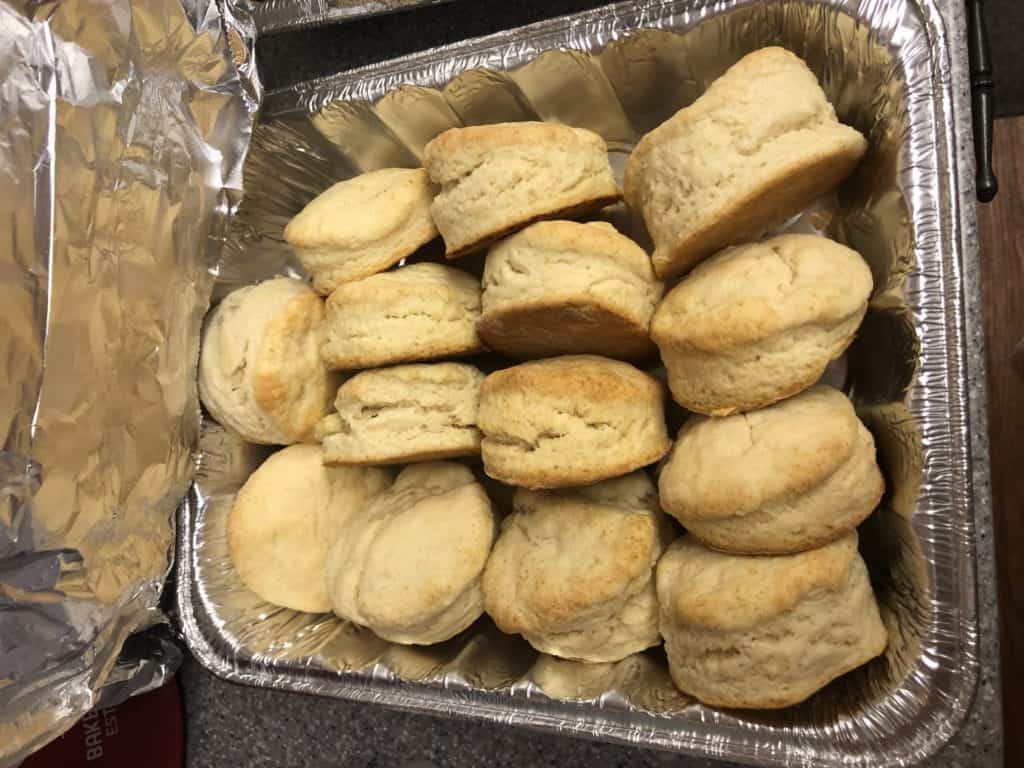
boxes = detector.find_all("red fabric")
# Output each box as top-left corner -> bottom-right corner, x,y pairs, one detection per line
23,678 -> 184,768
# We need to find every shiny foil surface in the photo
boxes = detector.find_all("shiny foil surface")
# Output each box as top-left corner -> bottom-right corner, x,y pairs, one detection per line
176,0 -> 978,765
252,0 -> 455,34
0,0 -> 258,764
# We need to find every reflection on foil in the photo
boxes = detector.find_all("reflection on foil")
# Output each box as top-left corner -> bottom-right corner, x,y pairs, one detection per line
252,0 -> 456,35
176,1 -> 977,766
0,0 -> 258,764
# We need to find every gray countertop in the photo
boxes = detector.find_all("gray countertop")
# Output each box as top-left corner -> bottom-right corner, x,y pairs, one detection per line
179,1 -> 1004,765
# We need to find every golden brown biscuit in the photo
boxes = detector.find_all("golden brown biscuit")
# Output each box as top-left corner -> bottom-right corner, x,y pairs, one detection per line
624,47 -> 867,280
227,444 -> 393,612
284,168 -> 438,293
477,355 -> 670,488
659,386 -> 884,554
650,234 -> 872,416
483,472 -> 671,661
423,122 -> 620,258
317,363 -> 484,465
199,277 -> 337,444
657,533 -> 887,708
323,262 -> 484,370
479,221 -> 662,360
326,462 -> 495,644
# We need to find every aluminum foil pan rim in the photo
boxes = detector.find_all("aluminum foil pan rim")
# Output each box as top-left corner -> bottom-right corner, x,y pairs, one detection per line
261,0 -> 948,116
253,0 -> 457,35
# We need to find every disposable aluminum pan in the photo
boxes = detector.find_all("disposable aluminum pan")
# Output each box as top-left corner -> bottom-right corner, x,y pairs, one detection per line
175,1 -> 978,765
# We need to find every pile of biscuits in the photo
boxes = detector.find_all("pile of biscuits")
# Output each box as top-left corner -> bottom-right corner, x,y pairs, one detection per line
200,47 -> 890,710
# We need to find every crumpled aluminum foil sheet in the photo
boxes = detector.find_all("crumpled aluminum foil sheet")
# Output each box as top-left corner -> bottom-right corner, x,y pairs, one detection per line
176,0 -> 979,765
252,0 -> 454,34
0,0 -> 259,764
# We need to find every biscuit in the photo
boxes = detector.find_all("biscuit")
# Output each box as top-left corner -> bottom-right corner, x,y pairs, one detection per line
479,221 -> 663,360
283,168 -> 439,293
423,122 -> 620,258
326,462 -> 495,644
656,533 -> 887,709
659,386 -> 884,554
478,355 -> 671,488
322,262 -> 485,369
650,234 -> 872,416
317,362 -> 484,465
482,472 -> 672,662
199,277 -> 337,444
624,47 -> 868,279
227,444 -> 393,613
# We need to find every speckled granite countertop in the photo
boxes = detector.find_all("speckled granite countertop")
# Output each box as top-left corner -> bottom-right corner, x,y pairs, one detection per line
179,2 -> 1004,765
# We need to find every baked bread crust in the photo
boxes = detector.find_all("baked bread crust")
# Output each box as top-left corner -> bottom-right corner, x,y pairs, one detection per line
478,355 -> 671,488
483,472 -> 672,661
323,262 -> 484,370
284,168 -> 439,293
651,234 -> 873,416
199,277 -> 336,444
326,462 -> 495,644
479,221 -> 662,360
424,122 -> 620,258
656,533 -> 888,708
624,47 -> 867,280
227,444 -> 393,613
659,386 -> 884,554
317,362 -> 484,465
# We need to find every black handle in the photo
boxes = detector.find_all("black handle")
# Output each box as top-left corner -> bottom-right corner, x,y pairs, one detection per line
967,0 -> 998,202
